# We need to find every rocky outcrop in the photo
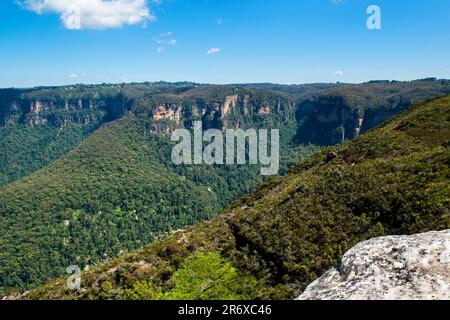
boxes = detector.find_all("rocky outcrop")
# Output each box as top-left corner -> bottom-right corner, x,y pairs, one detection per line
221,95 -> 238,119
25,114 -> 48,126
152,104 -> 182,124
298,230 -> 450,300
258,105 -> 271,115
243,95 -> 250,115
31,100 -> 43,114
149,104 -> 183,134
355,116 -> 364,137
146,123 -> 174,135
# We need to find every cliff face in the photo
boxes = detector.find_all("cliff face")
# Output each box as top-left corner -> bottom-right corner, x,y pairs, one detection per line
0,89 -> 22,126
298,230 -> 450,300
296,96 -> 419,146
0,87 -> 292,132
295,97 -> 360,145
0,90 -> 132,127
1,81 -> 447,189
147,91 -> 295,134
294,79 -> 450,146
3,80 -> 448,137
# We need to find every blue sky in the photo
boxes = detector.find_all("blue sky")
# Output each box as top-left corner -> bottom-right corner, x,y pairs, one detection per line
0,0 -> 449,88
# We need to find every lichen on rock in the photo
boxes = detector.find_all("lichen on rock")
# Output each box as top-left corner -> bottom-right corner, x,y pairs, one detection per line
298,230 -> 450,300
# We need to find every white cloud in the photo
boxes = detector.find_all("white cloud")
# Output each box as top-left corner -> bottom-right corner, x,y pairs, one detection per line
334,70 -> 344,76
18,0 -> 155,30
207,48 -> 220,55
153,32 -> 176,53
68,73 -> 78,78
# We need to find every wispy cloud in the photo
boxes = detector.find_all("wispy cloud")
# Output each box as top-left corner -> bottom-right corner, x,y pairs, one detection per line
17,0 -> 155,30
153,32 -> 176,53
153,31 -> 173,44
207,48 -> 221,55
334,70 -> 344,76
67,73 -> 78,78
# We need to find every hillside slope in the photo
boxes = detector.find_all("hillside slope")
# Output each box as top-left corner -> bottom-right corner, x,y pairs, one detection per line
22,95 -> 450,300
0,80 -> 448,295
0,84 -> 321,295
0,86 -> 133,186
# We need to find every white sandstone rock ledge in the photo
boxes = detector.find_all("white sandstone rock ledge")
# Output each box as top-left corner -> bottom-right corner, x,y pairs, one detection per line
298,230 -> 450,300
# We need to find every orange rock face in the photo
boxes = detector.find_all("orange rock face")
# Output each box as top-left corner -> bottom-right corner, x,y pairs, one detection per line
221,95 -> 238,119
258,105 -> 271,115
152,104 -> 182,124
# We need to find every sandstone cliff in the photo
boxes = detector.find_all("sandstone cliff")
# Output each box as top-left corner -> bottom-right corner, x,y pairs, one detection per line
0,89 -> 132,127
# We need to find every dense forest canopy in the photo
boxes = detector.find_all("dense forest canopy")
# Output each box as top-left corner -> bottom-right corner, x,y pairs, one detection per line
21,94 -> 450,300
0,79 -> 449,296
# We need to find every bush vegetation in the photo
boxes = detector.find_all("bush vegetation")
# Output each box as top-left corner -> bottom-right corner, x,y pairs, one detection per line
21,95 -> 450,300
